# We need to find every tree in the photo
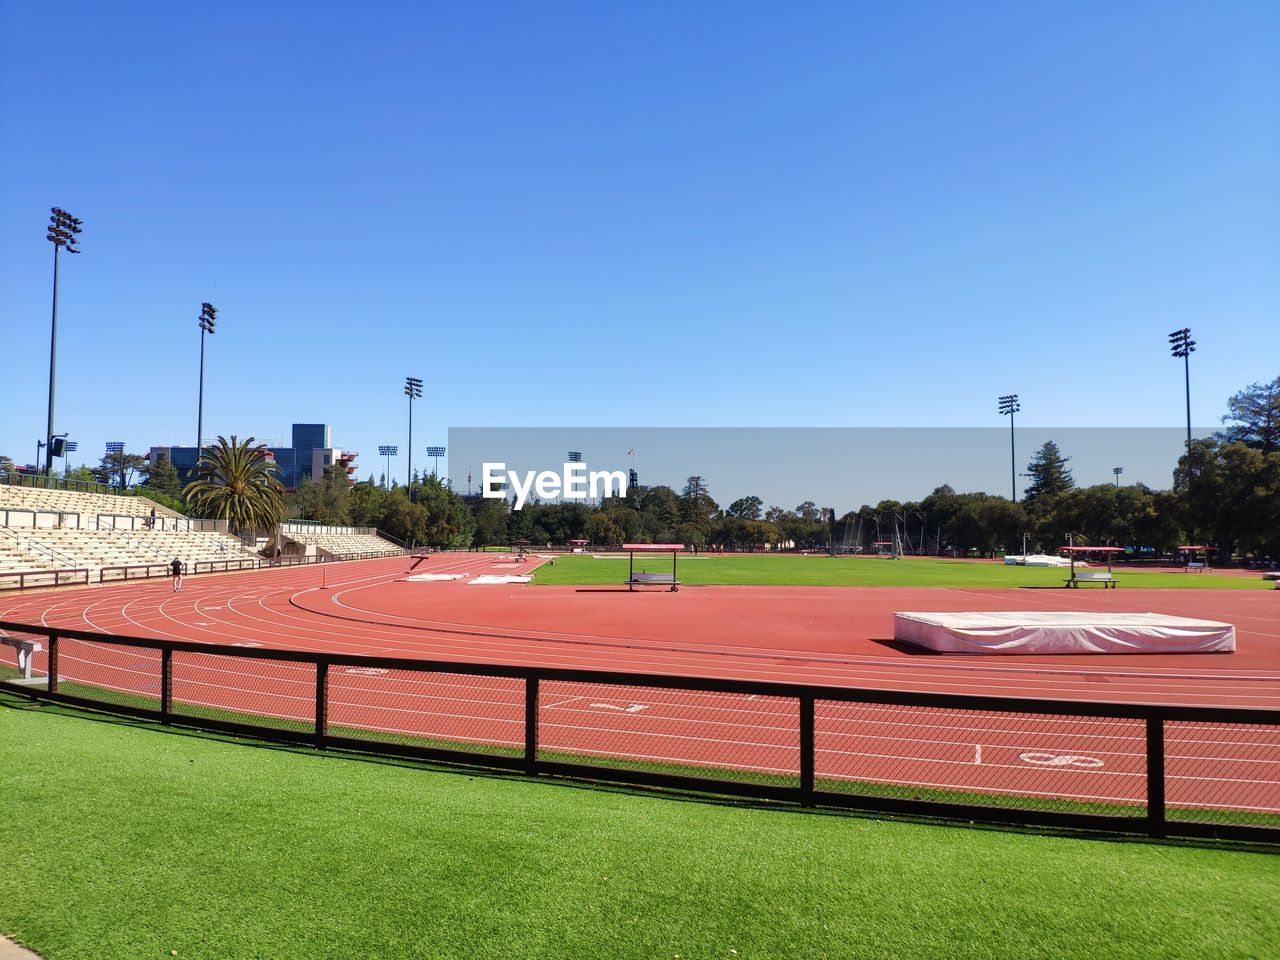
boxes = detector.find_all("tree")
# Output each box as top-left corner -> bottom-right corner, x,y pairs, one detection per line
470,496 -> 510,546
795,501 -> 821,524
1218,376 -> 1280,453
413,474 -> 476,548
94,449 -> 147,490
679,476 -> 718,528
674,522 -> 707,551
289,463 -> 353,525
587,512 -> 624,546
640,486 -> 682,533
1173,439 -> 1280,559
144,453 -> 183,498
183,436 -> 286,536
1022,441 -> 1074,504
726,495 -> 763,520
65,465 -> 98,486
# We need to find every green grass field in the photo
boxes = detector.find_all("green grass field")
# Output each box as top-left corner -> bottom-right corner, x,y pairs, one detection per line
2,693 -> 1277,960
532,554 -> 1272,589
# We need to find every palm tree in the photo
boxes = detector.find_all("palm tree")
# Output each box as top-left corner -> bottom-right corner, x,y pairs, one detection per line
184,435 -> 285,537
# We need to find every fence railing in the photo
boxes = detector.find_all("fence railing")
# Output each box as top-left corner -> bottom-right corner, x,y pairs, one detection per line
0,551 -> 405,590
0,618 -> 1274,843
280,521 -> 377,537
93,550 -> 406,584
0,470 -> 114,495
0,569 -> 91,591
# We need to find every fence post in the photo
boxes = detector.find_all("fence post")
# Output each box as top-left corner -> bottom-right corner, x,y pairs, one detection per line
800,694 -> 815,806
48,633 -> 58,693
161,648 -> 173,720
525,676 -> 539,775
315,661 -> 329,748
1146,717 -> 1166,838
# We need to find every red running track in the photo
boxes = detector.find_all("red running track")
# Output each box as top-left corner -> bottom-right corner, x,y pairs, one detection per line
2,554 -> 1278,817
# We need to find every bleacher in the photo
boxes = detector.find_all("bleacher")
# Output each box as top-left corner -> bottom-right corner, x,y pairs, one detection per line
0,482 -> 256,583
281,530 -> 398,557
0,482 -> 183,527
26,527 -> 257,572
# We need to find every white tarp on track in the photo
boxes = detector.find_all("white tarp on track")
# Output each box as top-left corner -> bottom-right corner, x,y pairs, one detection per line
894,611 -> 1236,655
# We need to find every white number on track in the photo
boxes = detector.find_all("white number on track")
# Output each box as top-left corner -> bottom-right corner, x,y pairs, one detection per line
1017,752 -> 1104,769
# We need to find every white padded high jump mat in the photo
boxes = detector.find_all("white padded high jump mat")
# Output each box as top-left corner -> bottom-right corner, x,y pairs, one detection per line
893,611 -> 1235,655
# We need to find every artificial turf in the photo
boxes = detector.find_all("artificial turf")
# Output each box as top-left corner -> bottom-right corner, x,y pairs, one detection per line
532,554 -> 1272,589
1,692 -> 1276,960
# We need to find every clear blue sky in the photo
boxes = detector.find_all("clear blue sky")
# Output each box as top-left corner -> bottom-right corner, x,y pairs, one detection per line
2,1 -> 1277,483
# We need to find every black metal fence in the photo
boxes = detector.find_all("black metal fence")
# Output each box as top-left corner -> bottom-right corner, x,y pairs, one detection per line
1,619 -> 1275,842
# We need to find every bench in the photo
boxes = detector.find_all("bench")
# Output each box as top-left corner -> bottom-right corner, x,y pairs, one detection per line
1064,571 -> 1117,589
627,572 -> 680,592
0,635 -> 43,680
1184,562 -> 1208,574
624,543 -> 683,593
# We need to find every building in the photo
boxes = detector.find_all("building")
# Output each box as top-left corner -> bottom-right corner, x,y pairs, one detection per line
149,423 -> 357,491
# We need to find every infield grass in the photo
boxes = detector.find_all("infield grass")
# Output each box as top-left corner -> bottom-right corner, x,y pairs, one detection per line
1,692 -> 1277,960
532,554 -> 1271,588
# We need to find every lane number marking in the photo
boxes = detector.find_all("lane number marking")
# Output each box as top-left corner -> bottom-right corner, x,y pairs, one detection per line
589,703 -> 648,713
1018,752 -> 1104,769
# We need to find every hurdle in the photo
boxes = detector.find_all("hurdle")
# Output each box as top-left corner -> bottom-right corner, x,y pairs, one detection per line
1060,545 -> 1123,588
1178,545 -> 1212,573
511,539 -> 531,563
1,635 -> 42,680
624,543 -> 683,592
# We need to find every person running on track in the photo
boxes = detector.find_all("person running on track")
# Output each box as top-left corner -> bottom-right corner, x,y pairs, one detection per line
170,557 -> 184,593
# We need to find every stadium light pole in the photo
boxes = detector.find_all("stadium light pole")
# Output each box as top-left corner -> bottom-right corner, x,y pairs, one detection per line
405,377 -> 422,495
378,445 -> 397,489
197,303 -> 217,459
105,441 -> 125,491
567,452 -> 583,504
1168,328 -> 1195,448
45,207 -> 82,477
997,394 -> 1020,502
1113,466 -> 1123,487
426,445 -> 446,478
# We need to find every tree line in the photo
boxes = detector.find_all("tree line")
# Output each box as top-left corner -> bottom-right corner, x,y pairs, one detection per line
9,376 -> 1274,562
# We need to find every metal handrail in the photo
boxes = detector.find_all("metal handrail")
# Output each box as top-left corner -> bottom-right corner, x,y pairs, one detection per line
0,527 -> 80,567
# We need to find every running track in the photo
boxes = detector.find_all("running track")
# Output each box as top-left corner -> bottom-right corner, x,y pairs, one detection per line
2,555 -> 1277,818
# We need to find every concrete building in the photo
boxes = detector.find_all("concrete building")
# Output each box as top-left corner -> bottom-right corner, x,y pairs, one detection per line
149,423 -> 357,491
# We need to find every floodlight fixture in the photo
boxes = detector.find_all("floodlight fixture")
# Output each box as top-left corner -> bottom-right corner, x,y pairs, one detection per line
567,451 -> 583,463
426,445 -> 446,477
997,393 -> 1020,502
105,441 -> 126,490
197,301 -> 219,459
1168,328 -> 1196,447
404,377 -> 422,490
44,206 -> 83,476
1113,466 -> 1124,486
379,445 -> 398,489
